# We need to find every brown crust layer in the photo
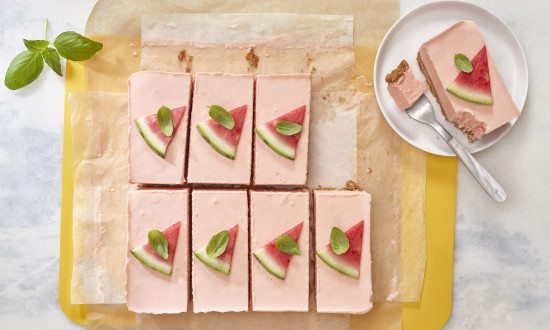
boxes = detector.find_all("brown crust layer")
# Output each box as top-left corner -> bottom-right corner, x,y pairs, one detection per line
416,52 -> 476,142
385,60 -> 409,84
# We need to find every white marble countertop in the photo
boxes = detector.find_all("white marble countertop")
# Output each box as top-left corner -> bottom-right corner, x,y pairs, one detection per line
1,0 -> 548,329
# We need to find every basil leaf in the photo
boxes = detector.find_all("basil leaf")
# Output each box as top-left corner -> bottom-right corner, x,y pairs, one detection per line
454,54 -> 473,73
208,105 -> 235,130
23,39 -> 50,52
330,227 -> 349,255
42,48 -> 62,76
206,230 -> 229,258
275,120 -> 302,136
53,31 -> 103,61
157,106 -> 173,137
275,235 -> 300,255
148,230 -> 168,260
4,50 -> 44,90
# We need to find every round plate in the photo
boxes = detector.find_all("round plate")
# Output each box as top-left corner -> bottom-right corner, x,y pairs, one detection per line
373,1 -> 528,156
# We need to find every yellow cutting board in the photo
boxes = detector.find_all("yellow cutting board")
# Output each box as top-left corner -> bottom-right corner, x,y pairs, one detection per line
58,61 -> 457,329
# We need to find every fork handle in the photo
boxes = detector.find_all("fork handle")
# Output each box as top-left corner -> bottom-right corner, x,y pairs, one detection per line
446,137 -> 506,202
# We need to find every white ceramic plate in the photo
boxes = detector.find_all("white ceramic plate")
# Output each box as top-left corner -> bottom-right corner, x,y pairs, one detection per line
373,1 -> 528,156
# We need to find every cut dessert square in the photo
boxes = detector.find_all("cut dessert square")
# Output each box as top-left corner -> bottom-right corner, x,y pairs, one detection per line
417,20 -> 520,141
126,188 -> 190,314
250,190 -> 309,312
254,74 -> 311,186
191,189 -> 249,313
313,189 -> 372,314
386,60 -> 428,110
187,73 -> 254,184
128,71 -> 192,184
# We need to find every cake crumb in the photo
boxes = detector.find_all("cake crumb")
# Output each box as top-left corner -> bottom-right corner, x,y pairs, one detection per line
185,56 -> 193,73
385,60 -> 409,84
246,47 -> 259,69
311,66 -> 317,73
342,181 -> 363,191
367,167 -> 372,174
132,52 -> 138,57
306,56 -> 313,67
178,49 -> 186,62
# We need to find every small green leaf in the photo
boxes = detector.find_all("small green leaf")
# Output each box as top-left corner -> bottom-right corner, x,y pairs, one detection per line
275,120 -> 302,136
4,50 -> 44,90
208,105 -> 235,129
157,105 -> 173,137
23,39 -> 50,52
148,230 -> 168,260
53,31 -> 103,61
206,230 -> 229,258
275,235 -> 301,255
454,54 -> 473,73
330,227 -> 349,255
42,48 -> 62,76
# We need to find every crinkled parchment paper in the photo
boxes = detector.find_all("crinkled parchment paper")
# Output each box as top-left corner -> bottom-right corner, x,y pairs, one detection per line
70,0 -> 427,329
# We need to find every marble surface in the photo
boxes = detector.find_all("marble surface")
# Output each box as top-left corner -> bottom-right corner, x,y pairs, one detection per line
0,0 -> 548,329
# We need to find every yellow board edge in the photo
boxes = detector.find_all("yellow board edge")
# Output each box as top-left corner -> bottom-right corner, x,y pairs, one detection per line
402,154 -> 457,329
59,60 -> 87,325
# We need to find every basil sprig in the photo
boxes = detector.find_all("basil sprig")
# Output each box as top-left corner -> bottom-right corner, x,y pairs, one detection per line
148,230 -> 169,260
157,106 -> 174,137
275,120 -> 302,136
454,54 -> 473,73
275,235 -> 301,255
4,20 -> 103,90
330,227 -> 349,255
206,230 -> 230,258
208,105 -> 235,130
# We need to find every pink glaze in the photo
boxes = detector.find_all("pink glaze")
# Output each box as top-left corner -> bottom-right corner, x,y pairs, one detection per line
128,71 -> 192,184
254,74 -> 311,186
250,190 -> 309,312
126,189 -> 189,314
187,73 -> 254,184
419,21 -> 520,140
387,67 -> 428,110
313,190 -> 372,314
191,190 -> 249,313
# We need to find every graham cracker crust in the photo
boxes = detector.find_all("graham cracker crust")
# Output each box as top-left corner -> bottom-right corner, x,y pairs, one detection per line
385,60 -> 409,84
416,52 -> 476,142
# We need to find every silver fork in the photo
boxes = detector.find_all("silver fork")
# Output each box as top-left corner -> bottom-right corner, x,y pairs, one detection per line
406,95 -> 506,202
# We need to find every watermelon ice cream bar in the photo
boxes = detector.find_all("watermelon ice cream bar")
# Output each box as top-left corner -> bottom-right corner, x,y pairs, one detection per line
417,20 -> 520,141
191,190 -> 248,313
126,189 -> 190,314
250,190 -> 309,312
254,74 -> 311,186
187,73 -> 254,185
313,189 -> 373,314
385,60 -> 428,110
128,71 -> 192,184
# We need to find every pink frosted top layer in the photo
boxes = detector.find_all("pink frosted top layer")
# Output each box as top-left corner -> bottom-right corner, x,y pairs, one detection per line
419,20 -> 520,140
387,66 -> 428,110
187,73 -> 254,184
191,190 -> 248,313
250,190 -> 310,312
254,74 -> 311,186
313,190 -> 373,314
128,71 -> 192,184
126,189 -> 189,314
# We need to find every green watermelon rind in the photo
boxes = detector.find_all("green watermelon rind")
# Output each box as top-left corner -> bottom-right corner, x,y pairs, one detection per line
130,245 -> 172,275
446,82 -> 493,105
135,118 -> 167,158
253,248 -> 286,280
196,122 -> 236,160
255,125 -> 295,160
193,247 -> 231,275
316,246 -> 359,279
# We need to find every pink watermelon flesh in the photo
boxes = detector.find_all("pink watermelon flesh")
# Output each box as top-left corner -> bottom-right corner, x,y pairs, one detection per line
130,221 -> 181,275
196,105 -> 247,159
255,105 -> 306,160
253,222 -> 303,280
316,220 -> 364,279
135,106 -> 186,158
447,45 -> 493,105
193,224 -> 239,275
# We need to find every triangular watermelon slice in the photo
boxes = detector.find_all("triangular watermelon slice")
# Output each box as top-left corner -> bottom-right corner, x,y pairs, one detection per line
130,221 -> 181,275
255,105 -> 306,160
253,222 -> 303,280
446,45 -> 493,105
193,224 -> 239,275
316,220 -> 364,279
196,105 -> 247,160
134,106 -> 186,158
